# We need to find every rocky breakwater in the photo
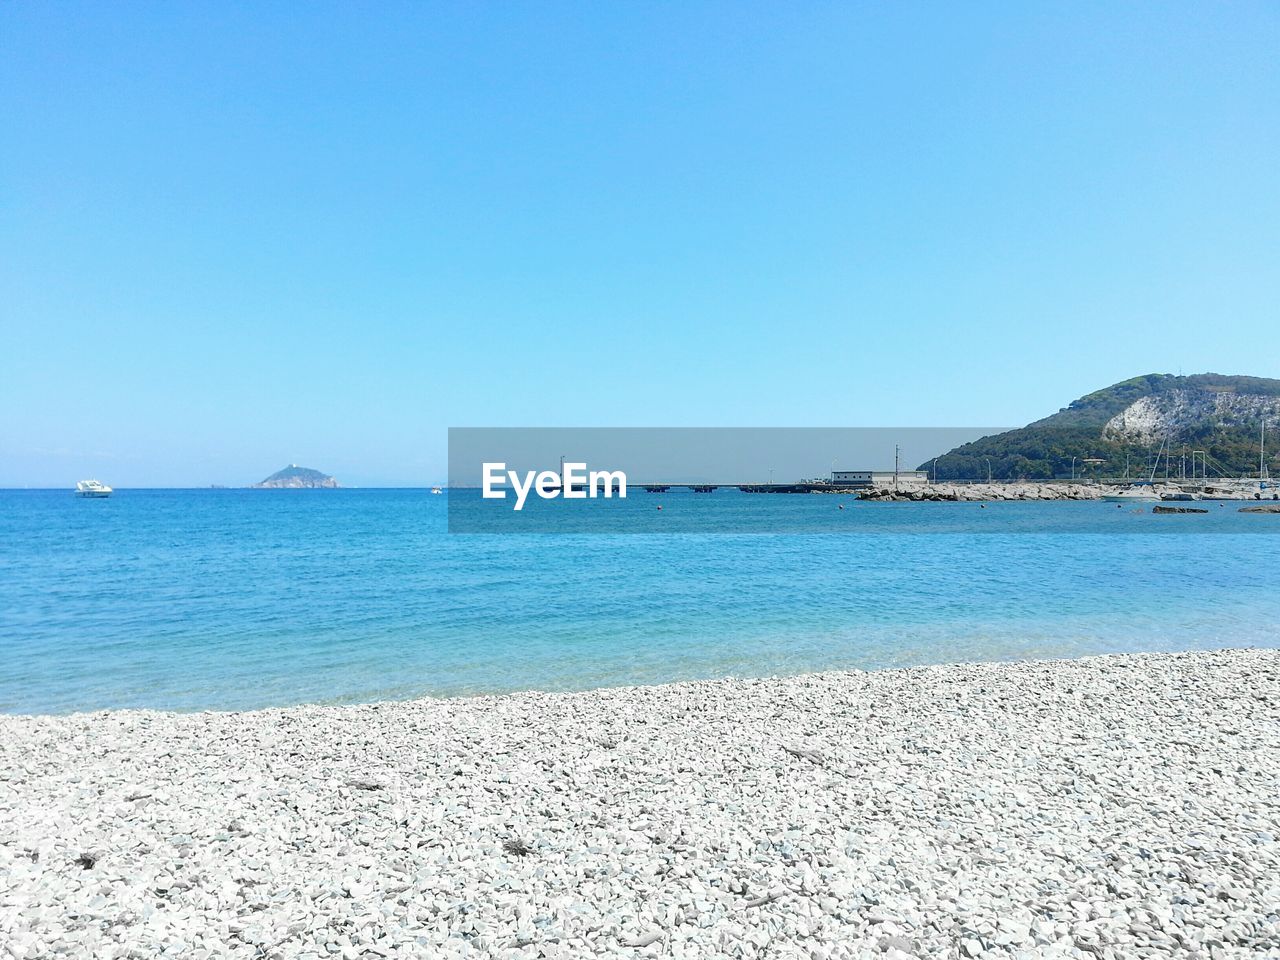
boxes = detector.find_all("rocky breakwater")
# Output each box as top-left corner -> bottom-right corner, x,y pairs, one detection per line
2,650 -> 1279,959
859,482 -> 1110,501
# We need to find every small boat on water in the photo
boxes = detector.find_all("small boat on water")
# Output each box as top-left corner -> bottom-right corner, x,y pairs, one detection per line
1101,486 -> 1159,502
75,479 -> 113,498
432,487 -> 443,495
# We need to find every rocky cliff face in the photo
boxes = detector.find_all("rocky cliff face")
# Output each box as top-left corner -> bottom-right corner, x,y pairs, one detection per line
252,465 -> 340,489
1103,391 -> 1280,445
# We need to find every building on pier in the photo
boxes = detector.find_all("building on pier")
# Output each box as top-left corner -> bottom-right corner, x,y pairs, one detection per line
831,470 -> 929,488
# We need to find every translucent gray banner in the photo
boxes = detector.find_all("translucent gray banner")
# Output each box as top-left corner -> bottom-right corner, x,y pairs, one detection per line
447,427 -> 1280,534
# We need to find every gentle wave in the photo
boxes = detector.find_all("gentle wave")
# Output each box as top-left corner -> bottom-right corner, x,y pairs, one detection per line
1,489 -> 1276,712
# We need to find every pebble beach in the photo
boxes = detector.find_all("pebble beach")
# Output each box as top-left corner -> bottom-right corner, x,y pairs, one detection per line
2,649 -> 1278,960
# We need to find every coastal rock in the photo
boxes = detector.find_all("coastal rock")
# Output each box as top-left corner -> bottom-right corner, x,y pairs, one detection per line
856,480 -> 1276,502
857,481 -> 1115,501
250,465 -> 340,489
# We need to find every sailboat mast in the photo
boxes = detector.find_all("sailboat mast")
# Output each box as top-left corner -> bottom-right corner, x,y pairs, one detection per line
1148,436 -> 1166,484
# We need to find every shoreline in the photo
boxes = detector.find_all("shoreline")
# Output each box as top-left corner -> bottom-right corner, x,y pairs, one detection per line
3,649 -> 1278,957
5,645 -> 1276,720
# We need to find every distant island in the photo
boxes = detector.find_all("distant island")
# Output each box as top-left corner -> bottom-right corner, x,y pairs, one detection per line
926,373 -> 1280,480
251,465 -> 340,489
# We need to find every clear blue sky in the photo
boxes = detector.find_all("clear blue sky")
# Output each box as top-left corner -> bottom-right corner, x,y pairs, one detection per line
2,2 -> 1277,486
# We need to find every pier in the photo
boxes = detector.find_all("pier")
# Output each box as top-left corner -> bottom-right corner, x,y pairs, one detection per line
637,482 -> 864,494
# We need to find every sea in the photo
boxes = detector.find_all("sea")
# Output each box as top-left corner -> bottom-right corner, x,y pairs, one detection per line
2,488 -> 1277,714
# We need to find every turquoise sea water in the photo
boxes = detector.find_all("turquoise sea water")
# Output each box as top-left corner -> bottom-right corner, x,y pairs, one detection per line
1,488 -> 1277,713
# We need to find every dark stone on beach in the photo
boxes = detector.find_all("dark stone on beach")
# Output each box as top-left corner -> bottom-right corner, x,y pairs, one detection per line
1152,506 -> 1208,514
1239,504 -> 1280,513
503,837 -> 534,857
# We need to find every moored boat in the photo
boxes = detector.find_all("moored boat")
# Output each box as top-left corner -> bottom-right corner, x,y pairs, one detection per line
1101,486 -> 1159,502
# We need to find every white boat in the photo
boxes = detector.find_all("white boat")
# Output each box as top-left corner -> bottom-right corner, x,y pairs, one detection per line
1101,486 -> 1159,502
75,479 -> 113,498
431,487 -> 443,495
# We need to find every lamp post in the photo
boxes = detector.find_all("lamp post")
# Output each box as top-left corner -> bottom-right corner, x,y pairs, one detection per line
984,458 -> 992,484
1071,456 -> 1077,481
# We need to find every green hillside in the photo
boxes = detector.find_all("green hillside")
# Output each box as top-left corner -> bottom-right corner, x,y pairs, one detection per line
925,374 -> 1280,481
